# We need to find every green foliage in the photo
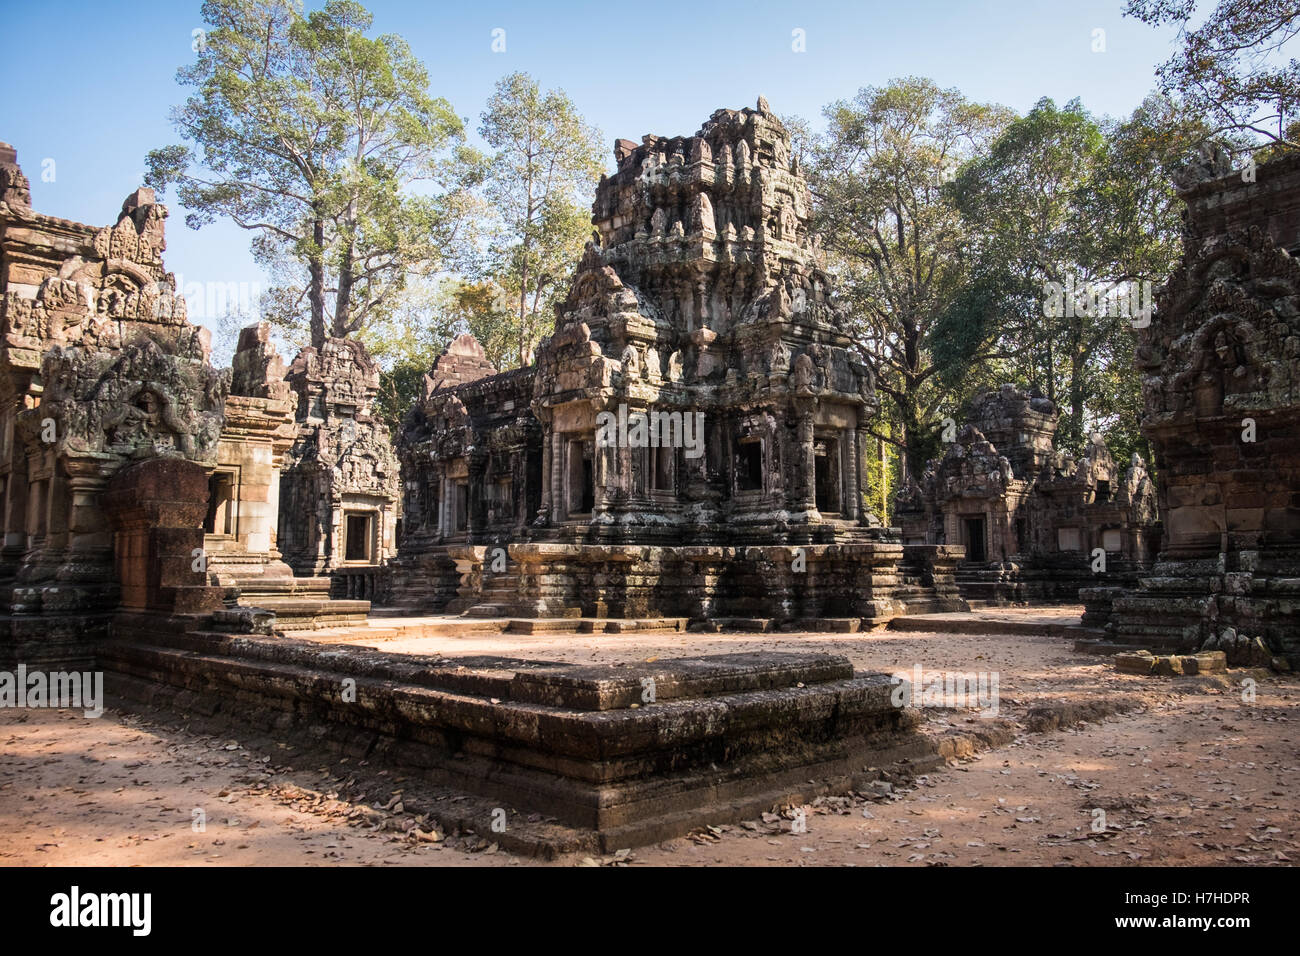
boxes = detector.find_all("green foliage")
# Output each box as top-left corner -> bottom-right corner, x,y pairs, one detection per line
477,72 -> 605,367
806,77 -> 1015,479
1126,0 -> 1299,150
146,0 -> 484,348
950,95 -> 1204,457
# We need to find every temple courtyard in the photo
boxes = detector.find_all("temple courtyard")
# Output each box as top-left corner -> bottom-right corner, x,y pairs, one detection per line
4,608 -> 1296,867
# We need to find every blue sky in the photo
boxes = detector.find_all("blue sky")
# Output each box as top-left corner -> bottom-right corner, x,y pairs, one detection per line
0,0 -> 1182,353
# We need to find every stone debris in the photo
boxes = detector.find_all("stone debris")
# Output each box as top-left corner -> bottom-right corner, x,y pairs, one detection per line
1114,650 -> 1228,676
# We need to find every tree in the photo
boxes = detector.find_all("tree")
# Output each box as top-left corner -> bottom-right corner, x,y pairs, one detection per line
363,276 -> 519,433
950,99 -> 1111,450
951,95 -> 1216,459
1126,0 -> 1299,150
145,0 -> 483,349
807,77 -> 1015,480
478,72 -> 605,367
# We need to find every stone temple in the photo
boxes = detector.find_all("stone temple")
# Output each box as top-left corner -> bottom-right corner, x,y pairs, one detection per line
1085,150 -> 1300,668
0,143 -> 388,660
1,115 -> 1296,850
896,384 -> 1161,605
390,100 -> 965,626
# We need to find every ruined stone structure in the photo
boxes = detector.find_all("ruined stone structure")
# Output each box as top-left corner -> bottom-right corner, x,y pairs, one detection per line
393,101 -> 965,625
1086,152 -> 1300,668
0,145 -> 227,667
279,337 -> 400,601
0,146 -> 375,666
0,138 -> 947,851
203,323 -> 368,629
895,384 -> 1160,604
389,333 -> 541,613
204,322 -> 296,587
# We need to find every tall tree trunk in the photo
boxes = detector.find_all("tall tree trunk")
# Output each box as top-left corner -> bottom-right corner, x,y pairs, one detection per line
333,191 -> 360,340
309,217 -> 327,350
517,236 -> 529,369
333,236 -> 356,340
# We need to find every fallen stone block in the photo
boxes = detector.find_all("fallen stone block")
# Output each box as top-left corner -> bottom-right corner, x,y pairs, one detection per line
1152,655 -> 1185,676
1114,651 -> 1156,674
1185,651 -> 1227,675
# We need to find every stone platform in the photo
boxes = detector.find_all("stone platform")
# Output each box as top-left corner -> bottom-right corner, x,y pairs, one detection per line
397,541 -> 967,627
100,614 -> 934,849
885,605 -> 1086,637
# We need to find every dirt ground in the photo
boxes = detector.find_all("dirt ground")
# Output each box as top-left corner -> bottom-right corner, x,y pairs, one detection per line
2,612 -> 1297,867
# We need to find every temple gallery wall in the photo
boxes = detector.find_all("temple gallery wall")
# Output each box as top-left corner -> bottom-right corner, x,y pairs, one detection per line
1,105 -> 1298,847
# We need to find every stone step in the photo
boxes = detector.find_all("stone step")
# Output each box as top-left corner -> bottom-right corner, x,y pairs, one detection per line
691,618 -> 777,633
578,618 -> 689,634
887,614 -> 1078,636
464,604 -> 517,618
505,618 -> 585,634
510,652 -> 854,711
781,618 -> 863,633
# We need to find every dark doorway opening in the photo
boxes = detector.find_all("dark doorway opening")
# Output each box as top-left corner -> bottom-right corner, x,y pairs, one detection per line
345,512 -> 373,561
737,440 -> 763,492
455,483 -> 469,532
525,449 -> 543,518
814,440 -> 839,513
580,458 -> 594,513
963,516 -> 987,562
205,472 -> 235,535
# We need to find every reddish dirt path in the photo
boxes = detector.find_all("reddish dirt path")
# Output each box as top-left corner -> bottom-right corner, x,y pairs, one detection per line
2,621 -> 1296,867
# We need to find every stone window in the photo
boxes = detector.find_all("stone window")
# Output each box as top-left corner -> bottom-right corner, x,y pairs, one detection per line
1095,480 -> 1111,501
737,438 -> 763,493
1102,528 -> 1123,553
1057,527 -> 1082,552
649,446 -> 673,492
344,511 -> 375,562
204,471 -> 237,536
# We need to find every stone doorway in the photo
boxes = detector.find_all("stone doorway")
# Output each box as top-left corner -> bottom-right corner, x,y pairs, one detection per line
963,516 -> 987,562
814,438 -> 840,514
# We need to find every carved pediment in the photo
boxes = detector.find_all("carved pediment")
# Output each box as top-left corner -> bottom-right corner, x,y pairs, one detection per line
1144,227 -> 1300,423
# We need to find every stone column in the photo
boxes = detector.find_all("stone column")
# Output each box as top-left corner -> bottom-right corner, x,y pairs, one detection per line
797,414 -> 816,510
856,424 -> 872,524
595,431 -> 617,512
102,458 -> 224,615
432,464 -> 445,540
539,434 -> 551,521
550,428 -> 565,523
843,427 -> 859,521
